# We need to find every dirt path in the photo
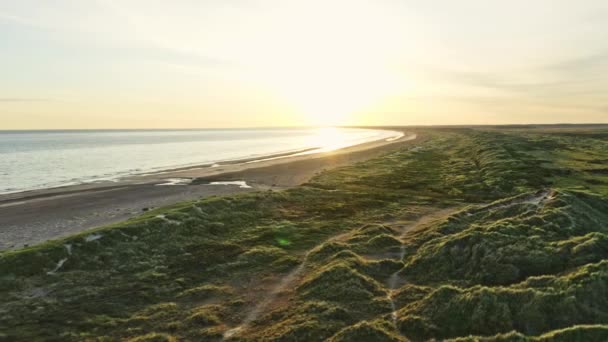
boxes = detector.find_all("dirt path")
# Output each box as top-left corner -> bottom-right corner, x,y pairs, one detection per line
223,206 -> 463,339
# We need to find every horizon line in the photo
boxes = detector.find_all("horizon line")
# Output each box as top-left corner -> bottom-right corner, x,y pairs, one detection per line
1,122 -> 608,132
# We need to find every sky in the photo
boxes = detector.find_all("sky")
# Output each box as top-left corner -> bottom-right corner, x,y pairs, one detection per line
1,0 -> 608,129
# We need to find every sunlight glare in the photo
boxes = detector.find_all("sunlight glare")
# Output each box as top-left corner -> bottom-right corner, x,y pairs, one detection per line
309,127 -> 354,152
244,0 -> 408,126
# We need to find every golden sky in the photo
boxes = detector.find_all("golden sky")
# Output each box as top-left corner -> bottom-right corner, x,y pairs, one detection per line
1,0 -> 608,129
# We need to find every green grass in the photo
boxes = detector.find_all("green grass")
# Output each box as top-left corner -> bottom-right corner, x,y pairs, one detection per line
1,127 -> 608,341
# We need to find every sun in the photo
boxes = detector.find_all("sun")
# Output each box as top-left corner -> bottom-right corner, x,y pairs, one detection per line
238,0 -> 407,127
259,57 -> 402,127
287,64 -> 396,126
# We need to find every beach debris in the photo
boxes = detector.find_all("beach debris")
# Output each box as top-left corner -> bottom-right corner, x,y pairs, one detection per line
209,181 -> 252,189
156,178 -> 192,186
85,233 -> 103,242
47,258 -> 68,275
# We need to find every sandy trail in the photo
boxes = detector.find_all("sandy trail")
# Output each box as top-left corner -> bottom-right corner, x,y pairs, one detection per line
382,206 -> 464,325
224,190 -> 554,337
223,261 -> 308,339
222,230 -> 358,339
224,206 -> 462,338
383,191 -> 556,324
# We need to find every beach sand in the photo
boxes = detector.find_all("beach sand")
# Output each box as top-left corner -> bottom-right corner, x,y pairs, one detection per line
0,129 -> 420,251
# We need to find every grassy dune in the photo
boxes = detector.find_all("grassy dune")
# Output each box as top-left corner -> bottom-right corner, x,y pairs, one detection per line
2,127 -> 608,341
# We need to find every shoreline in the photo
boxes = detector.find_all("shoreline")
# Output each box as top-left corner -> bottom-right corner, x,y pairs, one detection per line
0,130 -> 420,251
0,129 -> 403,201
0,146 -> 321,197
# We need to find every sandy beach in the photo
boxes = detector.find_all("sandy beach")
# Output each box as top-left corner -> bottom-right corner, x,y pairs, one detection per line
0,129 -> 419,251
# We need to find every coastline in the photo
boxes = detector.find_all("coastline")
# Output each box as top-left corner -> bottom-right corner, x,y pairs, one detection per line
0,127 -> 401,197
0,129 -> 420,251
0,146 -> 321,197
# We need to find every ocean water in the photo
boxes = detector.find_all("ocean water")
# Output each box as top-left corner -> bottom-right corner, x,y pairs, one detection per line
0,127 -> 400,194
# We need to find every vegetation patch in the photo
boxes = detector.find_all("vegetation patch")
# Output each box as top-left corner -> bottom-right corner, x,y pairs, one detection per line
2,127 -> 608,341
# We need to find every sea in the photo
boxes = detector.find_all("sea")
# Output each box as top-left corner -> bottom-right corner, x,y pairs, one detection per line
0,127 -> 401,195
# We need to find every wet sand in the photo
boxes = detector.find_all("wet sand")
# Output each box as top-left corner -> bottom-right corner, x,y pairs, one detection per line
0,130 -> 420,251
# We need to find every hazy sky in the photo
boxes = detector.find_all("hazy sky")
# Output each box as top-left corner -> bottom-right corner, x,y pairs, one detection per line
1,0 -> 608,129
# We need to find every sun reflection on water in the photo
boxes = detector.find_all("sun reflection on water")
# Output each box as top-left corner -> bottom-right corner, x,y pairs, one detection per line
312,127 -> 347,152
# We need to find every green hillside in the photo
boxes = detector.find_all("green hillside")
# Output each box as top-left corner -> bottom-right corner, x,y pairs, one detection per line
2,127 -> 608,341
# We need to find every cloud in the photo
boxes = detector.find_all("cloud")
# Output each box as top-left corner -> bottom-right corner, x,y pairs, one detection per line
0,98 -> 55,102
430,50 -> 608,99
413,51 -> 608,119
0,12 -> 34,26
140,46 -> 237,69
543,52 -> 608,75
